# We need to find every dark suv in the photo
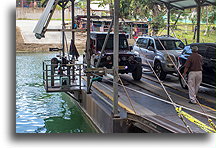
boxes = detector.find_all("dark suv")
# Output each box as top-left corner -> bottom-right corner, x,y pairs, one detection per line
178,43 -> 216,89
84,32 -> 142,80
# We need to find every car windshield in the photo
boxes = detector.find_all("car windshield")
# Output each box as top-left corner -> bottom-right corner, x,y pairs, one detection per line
155,40 -> 185,50
97,38 -> 128,50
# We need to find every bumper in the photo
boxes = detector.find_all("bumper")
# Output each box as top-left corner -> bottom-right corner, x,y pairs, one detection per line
99,62 -> 139,73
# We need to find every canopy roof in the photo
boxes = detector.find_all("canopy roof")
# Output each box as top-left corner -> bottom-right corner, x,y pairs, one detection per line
156,0 -> 216,10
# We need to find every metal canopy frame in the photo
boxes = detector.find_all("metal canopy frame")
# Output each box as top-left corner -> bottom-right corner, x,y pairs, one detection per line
86,0 -> 215,116
156,0 -> 216,43
36,0 -> 215,118
157,0 -> 216,10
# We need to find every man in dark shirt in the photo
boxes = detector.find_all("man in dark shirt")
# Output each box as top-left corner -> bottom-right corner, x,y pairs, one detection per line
183,46 -> 203,104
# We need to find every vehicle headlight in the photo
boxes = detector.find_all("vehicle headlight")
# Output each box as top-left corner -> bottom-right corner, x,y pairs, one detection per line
166,54 -> 175,63
106,56 -> 112,61
121,56 -> 127,61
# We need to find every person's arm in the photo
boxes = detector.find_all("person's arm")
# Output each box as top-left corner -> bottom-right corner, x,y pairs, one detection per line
183,67 -> 189,76
183,56 -> 191,76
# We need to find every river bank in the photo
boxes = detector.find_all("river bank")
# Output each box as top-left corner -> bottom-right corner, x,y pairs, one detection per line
16,20 -> 86,53
16,26 -> 62,52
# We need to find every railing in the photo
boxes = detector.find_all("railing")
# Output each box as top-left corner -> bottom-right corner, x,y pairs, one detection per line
42,60 -> 84,92
16,0 -> 42,8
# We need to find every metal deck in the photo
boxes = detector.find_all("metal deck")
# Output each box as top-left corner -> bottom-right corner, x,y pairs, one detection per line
74,74 -> 216,133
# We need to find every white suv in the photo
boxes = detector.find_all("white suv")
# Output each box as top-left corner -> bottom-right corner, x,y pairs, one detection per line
132,35 -> 185,80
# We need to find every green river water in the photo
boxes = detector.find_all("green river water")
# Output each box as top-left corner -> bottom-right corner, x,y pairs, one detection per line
16,52 -> 97,133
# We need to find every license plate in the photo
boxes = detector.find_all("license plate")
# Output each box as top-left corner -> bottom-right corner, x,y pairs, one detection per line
119,66 -> 126,70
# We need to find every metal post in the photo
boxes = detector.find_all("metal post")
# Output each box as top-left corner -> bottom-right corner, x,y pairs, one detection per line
206,6 -> 208,26
71,0 -> 75,42
71,0 -> 75,82
62,1 -> 65,56
42,61 -> 45,84
51,65 -> 55,86
86,0 -> 91,93
67,66 -> 71,86
113,0 -> 119,116
46,65 -> 48,91
79,65 -> 81,90
96,19 -> 114,68
167,5 -> 171,36
196,2 -> 201,43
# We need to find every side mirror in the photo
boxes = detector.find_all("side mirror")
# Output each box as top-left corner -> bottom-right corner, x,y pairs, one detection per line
148,46 -> 155,51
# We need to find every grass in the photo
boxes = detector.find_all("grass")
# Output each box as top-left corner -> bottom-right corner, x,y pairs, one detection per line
158,24 -> 216,44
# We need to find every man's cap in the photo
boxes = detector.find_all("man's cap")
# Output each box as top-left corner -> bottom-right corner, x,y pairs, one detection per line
191,46 -> 198,52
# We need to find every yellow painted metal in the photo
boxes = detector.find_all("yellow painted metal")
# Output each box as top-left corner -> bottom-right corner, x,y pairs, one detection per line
82,76 -> 135,114
176,107 -> 216,133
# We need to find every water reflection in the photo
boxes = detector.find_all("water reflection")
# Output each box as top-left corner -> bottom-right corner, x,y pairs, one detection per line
16,52 -> 97,133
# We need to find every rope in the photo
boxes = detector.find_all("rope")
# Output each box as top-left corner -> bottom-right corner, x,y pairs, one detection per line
156,37 -> 213,127
87,73 -> 216,120
134,40 -> 193,133
115,70 -> 137,115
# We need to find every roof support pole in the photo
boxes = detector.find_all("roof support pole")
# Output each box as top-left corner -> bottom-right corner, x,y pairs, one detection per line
95,19 -> 114,68
62,1 -> 65,56
71,0 -> 75,42
196,0 -> 201,43
86,0 -> 91,93
113,0 -> 119,116
167,4 -> 171,36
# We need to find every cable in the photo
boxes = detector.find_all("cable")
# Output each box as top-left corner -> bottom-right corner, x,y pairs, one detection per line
133,40 -> 193,133
115,70 -> 137,115
86,73 -> 216,120
156,37 -> 213,126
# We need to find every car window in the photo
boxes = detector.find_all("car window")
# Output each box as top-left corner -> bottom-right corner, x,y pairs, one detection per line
136,38 -> 144,47
97,38 -> 128,50
148,39 -> 154,48
120,39 -> 128,49
142,38 -> 148,48
205,46 -> 216,59
176,41 -> 185,49
155,40 -> 184,50
136,38 -> 148,48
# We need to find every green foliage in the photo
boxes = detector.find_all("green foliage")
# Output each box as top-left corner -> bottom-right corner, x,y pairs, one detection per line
159,23 -> 216,44
76,0 -> 87,9
201,6 -> 216,24
96,0 -> 166,34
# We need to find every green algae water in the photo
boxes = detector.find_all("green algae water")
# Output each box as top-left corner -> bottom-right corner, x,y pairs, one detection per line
16,52 -> 97,133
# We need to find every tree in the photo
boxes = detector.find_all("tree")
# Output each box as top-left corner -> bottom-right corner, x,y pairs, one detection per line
97,0 -> 166,35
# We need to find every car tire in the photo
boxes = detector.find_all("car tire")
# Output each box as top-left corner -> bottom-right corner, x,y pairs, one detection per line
179,68 -> 188,89
154,62 -> 167,80
132,64 -> 142,81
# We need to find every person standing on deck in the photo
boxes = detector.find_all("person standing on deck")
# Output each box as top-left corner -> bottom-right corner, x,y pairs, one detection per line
183,46 -> 203,104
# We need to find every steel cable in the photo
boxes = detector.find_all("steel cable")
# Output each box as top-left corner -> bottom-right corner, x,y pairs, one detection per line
156,37 -> 213,127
